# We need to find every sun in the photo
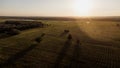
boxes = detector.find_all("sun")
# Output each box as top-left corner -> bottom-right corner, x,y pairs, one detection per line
72,0 -> 93,16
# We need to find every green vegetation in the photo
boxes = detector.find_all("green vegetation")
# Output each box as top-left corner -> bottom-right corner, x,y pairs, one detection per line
0,19 -> 120,68
0,20 -> 45,38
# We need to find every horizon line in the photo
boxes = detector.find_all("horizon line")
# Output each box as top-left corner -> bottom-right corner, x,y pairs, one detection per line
0,15 -> 120,18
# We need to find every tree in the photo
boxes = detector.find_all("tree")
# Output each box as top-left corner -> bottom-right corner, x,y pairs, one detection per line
67,34 -> 72,40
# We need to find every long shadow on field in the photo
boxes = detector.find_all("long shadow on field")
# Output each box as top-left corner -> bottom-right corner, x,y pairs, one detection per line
0,42 -> 40,68
67,22 -> 119,68
68,40 -> 85,68
53,39 -> 72,68
0,43 -> 38,67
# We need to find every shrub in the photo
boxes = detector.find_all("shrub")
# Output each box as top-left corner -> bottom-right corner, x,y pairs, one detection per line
64,30 -> 69,33
6,29 -> 20,35
67,34 -> 72,40
0,21 -> 45,36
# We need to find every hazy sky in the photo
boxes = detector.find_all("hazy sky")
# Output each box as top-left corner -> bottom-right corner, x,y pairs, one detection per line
0,0 -> 120,17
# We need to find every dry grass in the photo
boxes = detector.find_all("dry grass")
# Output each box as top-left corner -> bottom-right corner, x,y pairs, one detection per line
0,20 -> 120,68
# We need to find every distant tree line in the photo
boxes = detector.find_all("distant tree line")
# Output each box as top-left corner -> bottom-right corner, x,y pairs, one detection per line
1,16 -> 120,21
0,20 -> 44,35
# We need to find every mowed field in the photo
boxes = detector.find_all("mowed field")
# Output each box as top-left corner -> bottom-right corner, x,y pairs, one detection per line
0,19 -> 120,68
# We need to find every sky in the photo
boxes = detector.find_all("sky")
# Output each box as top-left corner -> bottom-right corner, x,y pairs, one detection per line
0,0 -> 120,17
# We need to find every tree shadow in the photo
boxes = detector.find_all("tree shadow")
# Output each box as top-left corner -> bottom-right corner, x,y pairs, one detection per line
53,39 -> 72,68
68,40 -> 85,68
0,20 -> 119,68
0,36 -> 44,68
53,21 -> 117,68
0,43 -> 38,68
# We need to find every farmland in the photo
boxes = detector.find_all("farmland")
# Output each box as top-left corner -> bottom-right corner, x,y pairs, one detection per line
0,18 -> 120,68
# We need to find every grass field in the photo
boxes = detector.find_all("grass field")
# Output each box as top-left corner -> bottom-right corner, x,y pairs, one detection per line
0,19 -> 120,68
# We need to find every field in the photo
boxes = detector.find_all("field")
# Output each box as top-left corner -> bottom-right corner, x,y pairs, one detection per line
0,18 -> 120,68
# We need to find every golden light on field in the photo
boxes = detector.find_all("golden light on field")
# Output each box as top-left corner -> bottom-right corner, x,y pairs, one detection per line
72,0 -> 93,16
86,21 -> 90,24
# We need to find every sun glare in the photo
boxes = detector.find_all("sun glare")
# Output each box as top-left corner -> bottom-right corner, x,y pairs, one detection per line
72,0 -> 93,16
